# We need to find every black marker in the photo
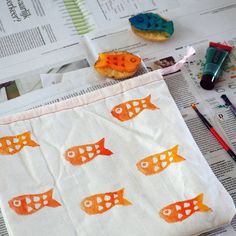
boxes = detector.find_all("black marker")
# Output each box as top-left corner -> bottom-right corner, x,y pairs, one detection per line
221,94 -> 236,117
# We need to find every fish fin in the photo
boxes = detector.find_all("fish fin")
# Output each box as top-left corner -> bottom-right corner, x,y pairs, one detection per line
122,198 -> 132,206
45,188 -> 53,199
95,53 -> 108,68
195,193 -> 212,212
172,145 -> 185,163
24,132 -> 39,147
174,154 -> 185,163
171,145 -> 179,154
118,188 -> 132,206
145,95 -> 158,110
97,138 -> 113,156
45,189 -> 61,208
48,199 -> 62,208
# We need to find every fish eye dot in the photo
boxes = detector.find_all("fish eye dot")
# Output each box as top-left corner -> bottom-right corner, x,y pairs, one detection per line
115,107 -> 123,114
84,200 -> 93,208
141,161 -> 149,168
163,209 -> 172,216
67,151 -> 75,158
13,200 -> 21,207
130,58 -> 137,63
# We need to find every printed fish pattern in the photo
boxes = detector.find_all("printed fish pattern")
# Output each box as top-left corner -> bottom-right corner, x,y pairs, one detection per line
136,145 -> 185,176
9,189 -> 61,215
0,131 -> 39,155
111,95 -> 158,122
64,138 -> 113,166
80,188 -> 132,215
159,193 -> 212,223
129,13 -> 174,37
95,51 -> 141,73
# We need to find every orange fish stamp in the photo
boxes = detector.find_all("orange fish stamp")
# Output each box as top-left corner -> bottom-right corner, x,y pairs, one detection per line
94,51 -> 141,79
159,193 -> 212,223
0,131 -> 39,156
80,188 -> 132,215
64,138 -> 113,166
111,95 -> 158,122
9,189 -> 61,215
136,145 -> 185,175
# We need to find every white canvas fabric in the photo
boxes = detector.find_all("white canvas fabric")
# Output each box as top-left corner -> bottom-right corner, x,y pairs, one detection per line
0,70 -> 235,236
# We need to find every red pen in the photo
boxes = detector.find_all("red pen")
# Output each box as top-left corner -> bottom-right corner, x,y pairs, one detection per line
191,103 -> 236,162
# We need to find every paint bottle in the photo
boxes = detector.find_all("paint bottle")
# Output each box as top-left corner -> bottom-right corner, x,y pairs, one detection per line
200,42 -> 233,90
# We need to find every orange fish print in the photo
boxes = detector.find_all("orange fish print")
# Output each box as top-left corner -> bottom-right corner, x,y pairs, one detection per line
80,188 -> 132,215
111,94 -> 158,122
159,193 -> 212,223
136,145 -> 185,176
0,131 -> 39,155
64,138 -> 113,166
9,189 -> 61,215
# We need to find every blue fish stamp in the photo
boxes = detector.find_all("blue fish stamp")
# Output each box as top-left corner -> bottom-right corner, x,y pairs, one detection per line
129,13 -> 174,41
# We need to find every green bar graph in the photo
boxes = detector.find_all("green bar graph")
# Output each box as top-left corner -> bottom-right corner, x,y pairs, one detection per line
64,0 -> 94,35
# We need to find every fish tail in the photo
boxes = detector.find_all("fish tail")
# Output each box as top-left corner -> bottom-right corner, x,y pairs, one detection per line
117,188 -> 132,206
195,193 -> 212,212
96,138 -> 113,156
172,145 -> 185,162
23,132 -> 39,147
45,188 -> 61,208
171,145 -> 179,154
48,198 -> 61,208
145,95 -> 158,110
95,53 -> 108,68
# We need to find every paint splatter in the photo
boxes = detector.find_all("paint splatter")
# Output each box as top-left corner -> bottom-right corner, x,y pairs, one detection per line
111,95 -> 158,122
159,193 -> 212,223
0,131 -> 39,156
9,189 -> 61,215
80,188 -> 132,215
136,145 -> 185,175
64,138 -> 113,166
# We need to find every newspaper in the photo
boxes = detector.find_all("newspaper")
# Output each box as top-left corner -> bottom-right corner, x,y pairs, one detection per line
1,0 -> 235,88
0,47 -> 235,236
143,44 -> 236,236
0,0 -> 185,84
0,0 -> 236,236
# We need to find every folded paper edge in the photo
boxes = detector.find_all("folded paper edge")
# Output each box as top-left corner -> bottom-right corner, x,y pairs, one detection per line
0,47 -> 195,125
0,70 -> 163,125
